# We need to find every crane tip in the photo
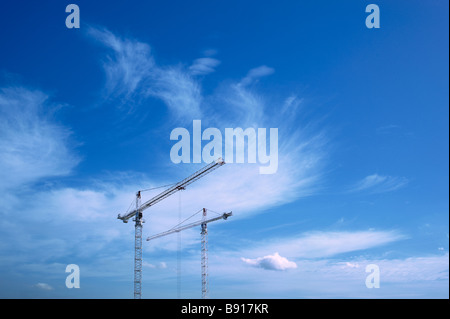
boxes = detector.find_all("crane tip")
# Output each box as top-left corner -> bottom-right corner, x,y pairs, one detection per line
216,157 -> 225,165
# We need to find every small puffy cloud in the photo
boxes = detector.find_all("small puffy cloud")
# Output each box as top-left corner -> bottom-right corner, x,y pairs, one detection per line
189,57 -> 221,75
241,252 -> 297,271
143,261 -> 167,269
34,283 -> 53,291
239,65 -> 275,87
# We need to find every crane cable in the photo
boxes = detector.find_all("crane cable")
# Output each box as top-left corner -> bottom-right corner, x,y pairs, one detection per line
124,183 -> 177,214
139,182 -> 177,193
177,190 -> 182,299
124,197 -> 135,215
169,208 -> 203,231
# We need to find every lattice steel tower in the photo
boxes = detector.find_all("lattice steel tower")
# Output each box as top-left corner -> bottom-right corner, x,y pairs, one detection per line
146,208 -> 232,298
134,191 -> 143,299
117,158 -> 226,299
200,208 -> 209,299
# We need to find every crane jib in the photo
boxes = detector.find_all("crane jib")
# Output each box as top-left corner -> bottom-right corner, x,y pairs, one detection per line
117,158 -> 225,222
146,212 -> 232,241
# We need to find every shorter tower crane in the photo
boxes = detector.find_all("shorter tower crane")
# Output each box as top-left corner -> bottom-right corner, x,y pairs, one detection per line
146,208 -> 232,299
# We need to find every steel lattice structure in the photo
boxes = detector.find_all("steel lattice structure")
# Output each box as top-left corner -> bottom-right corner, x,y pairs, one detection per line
200,209 -> 209,299
147,208 -> 232,299
117,158 -> 226,299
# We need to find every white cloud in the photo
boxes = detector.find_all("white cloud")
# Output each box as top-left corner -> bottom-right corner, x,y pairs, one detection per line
169,161 -> 320,219
88,28 -> 328,206
172,243 -> 448,298
219,83 -> 265,127
184,73 -> 328,214
330,254 -> 449,284
376,253 -> 449,282
344,262 -> 360,268
0,29 -> 330,298
34,283 -> 53,291
149,66 -> 202,121
349,174 -> 409,193
239,65 -> 275,87
189,57 -> 221,75
280,95 -> 303,117
36,188 -> 119,221
0,87 -> 79,191
241,252 -> 297,271
87,27 -> 155,99
237,230 -> 406,260
143,261 -> 167,269
88,26 -> 202,121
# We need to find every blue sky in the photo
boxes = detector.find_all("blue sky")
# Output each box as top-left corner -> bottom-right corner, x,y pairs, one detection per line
0,0 -> 448,298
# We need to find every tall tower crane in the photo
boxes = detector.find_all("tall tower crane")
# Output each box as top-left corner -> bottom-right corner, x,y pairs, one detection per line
117,158 -> 226,299
146,208 -> 232,299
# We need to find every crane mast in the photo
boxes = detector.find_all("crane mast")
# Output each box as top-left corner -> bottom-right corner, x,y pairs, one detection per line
201,208 -> 208,299
117,158 -> 226,299
134,191 -> 142,299
146,209 -> 232,298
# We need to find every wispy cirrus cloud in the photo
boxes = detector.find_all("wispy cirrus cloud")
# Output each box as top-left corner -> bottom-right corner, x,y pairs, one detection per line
189,57 -> 221,76
86,26 -> 328,216
238,230 -> 406,261
87,26 -> 202,121
87,27 -> 155,100
348,174 -> 409,194
0,86 -> 79,191
0,29 -> 330,296
149,66 -> 202,121
238,65 -> 275,87
0,31 -> 329,292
